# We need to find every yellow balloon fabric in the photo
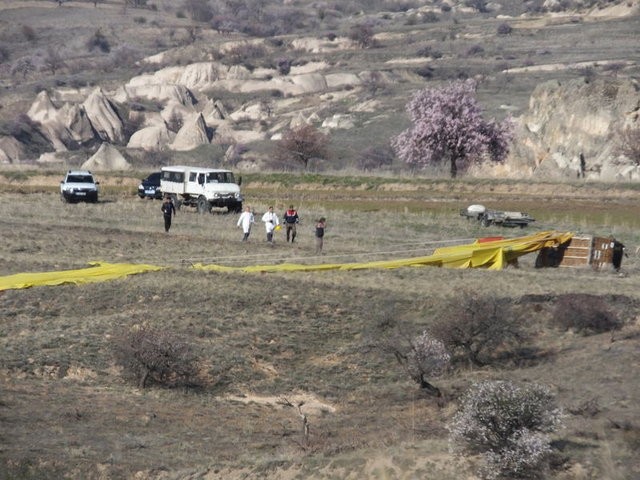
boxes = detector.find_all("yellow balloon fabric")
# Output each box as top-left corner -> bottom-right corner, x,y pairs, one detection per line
192,231 -> 573,273
0,262 -> 166,291
0,232 -> 573,291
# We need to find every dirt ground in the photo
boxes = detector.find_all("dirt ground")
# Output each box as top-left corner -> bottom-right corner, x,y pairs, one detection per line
1,179 -> 639,479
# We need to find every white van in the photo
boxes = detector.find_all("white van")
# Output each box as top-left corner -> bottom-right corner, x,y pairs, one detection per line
160,165 -> 243,214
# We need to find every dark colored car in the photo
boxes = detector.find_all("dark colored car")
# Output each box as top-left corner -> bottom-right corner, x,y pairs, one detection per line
137,172 -> 163,199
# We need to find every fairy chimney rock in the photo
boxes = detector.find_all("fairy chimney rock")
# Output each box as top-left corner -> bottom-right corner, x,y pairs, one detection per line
82,142 -> 131,171
170,113 -> 210,151
82,88 -> 125,144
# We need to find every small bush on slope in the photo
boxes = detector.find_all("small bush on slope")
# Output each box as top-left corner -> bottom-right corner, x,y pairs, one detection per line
553,293 -> 623,335
449,380 -> 564,479
112,324 -> 202,389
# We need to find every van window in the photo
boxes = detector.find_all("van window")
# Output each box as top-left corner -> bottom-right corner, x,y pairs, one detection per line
162,171 -> 184,182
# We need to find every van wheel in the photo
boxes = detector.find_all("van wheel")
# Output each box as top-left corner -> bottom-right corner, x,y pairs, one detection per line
197,196 -> 210,214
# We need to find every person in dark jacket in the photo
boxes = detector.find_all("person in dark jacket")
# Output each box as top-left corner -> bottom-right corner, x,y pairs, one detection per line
283,205 -> 300,242
315,217 -> 326,254
161,195 -> 176,233
611,239 -> 626,272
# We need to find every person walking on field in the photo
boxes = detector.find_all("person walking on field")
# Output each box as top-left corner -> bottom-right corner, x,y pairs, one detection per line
283,205 -> 300,242
261,206 -> 280,244
315,217 -> 326,254
161,195 -> 176,233
237,206 -> 255,241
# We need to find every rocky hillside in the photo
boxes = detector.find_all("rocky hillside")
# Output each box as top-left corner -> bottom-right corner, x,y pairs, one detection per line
0,0 -> 638,178
480,76 -> 640,180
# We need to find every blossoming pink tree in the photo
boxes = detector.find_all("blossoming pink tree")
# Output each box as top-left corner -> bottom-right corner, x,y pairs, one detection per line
392,80 -> 514,178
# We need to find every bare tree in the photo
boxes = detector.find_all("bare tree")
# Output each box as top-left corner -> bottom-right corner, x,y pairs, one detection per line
275,124 -> 329,170
618,126 -> 640,166
11,57 -> 35,79
430,292 -> 525,367
43,46 -> 66,75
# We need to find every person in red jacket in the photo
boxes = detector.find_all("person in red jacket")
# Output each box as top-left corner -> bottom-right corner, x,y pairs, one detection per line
283,205 -> 300,242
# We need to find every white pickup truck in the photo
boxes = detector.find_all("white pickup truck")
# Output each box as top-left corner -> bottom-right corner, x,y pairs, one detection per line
460,204 -> 535,228
160,165 -> 243,214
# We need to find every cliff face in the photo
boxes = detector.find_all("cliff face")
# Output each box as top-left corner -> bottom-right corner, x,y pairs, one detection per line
507,77 -> 640,180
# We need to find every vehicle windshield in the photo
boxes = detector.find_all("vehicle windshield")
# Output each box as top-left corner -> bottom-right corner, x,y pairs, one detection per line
67,175 -> 93,183
206,172 -> 235,184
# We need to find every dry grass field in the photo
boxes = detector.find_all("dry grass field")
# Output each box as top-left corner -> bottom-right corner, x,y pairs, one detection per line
1,174 -> 640,479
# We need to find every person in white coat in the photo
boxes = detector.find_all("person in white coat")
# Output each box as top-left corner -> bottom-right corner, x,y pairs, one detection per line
237,206 -> 254,241
261,206 -> 279,244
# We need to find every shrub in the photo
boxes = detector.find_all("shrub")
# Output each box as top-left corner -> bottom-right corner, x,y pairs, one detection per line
384,0 -> 421,12
277,57 -> 291,75
416,45 -> 442,59
414,65 -> 434,79
465,0 -> 489,13
110,44 -> 141,68
112,325 -> 201,389
0,45 -> 9,63
405,13 -> 419,26
381,328 -> 450,396
21,24 -> 37,42
466,44 -> 485,57
184,0 -> 214,22
449,380 -> 564,480
362,70 -> 388,97
357,145 -> 394,171
348,22 -> 378,49
552,293 -> 623,335
405,332 -> 450,394
133,16 -> 146,24
421,11 -> 439,23
525,0 -> 547,13
224,42 -> 267,66
429,292 -> 525,367
86,29 -> 111,53
497,22 -> 513,35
